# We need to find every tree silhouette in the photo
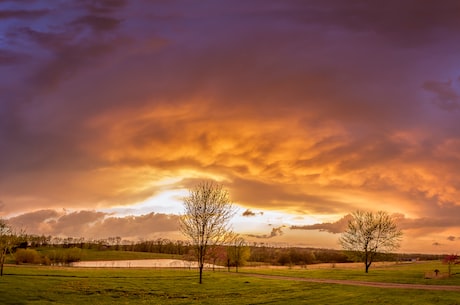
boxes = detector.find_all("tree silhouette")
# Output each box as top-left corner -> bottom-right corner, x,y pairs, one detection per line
339,210 -> 402,273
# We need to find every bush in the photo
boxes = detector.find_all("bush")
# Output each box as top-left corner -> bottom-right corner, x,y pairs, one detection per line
65,247 -> 82,263
48,248 -> 82,265
41,256 -> 51,266
15,249 -> 41,264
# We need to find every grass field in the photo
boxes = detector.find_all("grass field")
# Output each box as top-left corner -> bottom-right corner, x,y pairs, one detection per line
241,261 -> 460,285
1,261 -> 460,304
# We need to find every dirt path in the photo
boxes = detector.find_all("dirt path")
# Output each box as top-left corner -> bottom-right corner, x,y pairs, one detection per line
240,273 -> 460,292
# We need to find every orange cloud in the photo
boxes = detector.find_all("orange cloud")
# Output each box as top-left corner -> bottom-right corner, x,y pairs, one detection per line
2,0 -> 460,253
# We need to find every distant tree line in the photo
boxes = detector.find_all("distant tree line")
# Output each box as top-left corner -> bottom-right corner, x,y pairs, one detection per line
23,235 -> 193,254
247,244 -> 441,266
0,212 -> 444,280
19,234 -> 443,266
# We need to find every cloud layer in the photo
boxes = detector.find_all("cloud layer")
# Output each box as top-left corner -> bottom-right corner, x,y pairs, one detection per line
7,209 -> 179,240
1,0 -> 460,253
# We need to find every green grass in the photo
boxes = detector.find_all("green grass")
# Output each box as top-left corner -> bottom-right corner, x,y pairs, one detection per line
241,261 -> 460,285
0,263 -> 460,304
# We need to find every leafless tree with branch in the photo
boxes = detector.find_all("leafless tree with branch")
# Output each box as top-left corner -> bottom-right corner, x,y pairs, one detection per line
1,219 -> 21,277
180,181 -> 235,283
339,210 -> 402,273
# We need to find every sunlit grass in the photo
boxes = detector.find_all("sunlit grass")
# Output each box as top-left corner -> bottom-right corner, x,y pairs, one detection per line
241,261 -> 460,285
1,263 -> 460,304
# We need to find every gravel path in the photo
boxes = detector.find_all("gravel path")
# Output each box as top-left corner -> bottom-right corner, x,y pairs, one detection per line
240,273 -> 460,291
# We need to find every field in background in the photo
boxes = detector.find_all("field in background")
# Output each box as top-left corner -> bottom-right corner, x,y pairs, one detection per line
40,248 -> 183,261
1,261 -> 459,304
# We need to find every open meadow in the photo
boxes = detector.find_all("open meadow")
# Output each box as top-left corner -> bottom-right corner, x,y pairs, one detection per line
1,260 -> 460,304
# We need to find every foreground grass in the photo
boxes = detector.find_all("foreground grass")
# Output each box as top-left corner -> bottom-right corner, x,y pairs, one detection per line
1,264 -> 460,304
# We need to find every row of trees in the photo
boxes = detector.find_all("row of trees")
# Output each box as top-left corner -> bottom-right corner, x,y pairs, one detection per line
9,232 -> 428,267
25,235 -> 192,254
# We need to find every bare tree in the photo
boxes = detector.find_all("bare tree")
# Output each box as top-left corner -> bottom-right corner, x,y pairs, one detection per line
180,181 -> 235,284
0,219 -> 20,276
339,210 -> 402,273
227,234 -> 250,272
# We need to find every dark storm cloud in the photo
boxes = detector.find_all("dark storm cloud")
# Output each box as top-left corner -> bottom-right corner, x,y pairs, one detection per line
81,0 -> 127,14
280,0 -> 460,47
0,9 -> 49,19
0,0 -> 129,181
7,210 -> 179,238
394,213 -> 460,231
242,209 -> 256,217
423,79 -> 460,111
0,49 -> 23,65
1,0 -> 460,252
29,40 -> 121,92
8,209 -> 60,227
52,210 -> 106,233
93,213 -> 180,238
0,0 -> 126,98
247,226 -> 285,239
242,209 -> 263,217
291,211 -> 460,238
291,214 -> 353,234
71,15 -> 122,32
17,13 -> 124,93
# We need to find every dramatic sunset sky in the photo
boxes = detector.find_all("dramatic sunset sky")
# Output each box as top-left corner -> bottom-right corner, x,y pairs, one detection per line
1,0 -> 460,254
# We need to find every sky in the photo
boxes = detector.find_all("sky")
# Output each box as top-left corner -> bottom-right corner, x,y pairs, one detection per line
1,0 -> 460,254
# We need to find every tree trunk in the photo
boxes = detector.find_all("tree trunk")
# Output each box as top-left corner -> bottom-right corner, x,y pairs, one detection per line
198,247 -> 204,284
364,250 -> 370,273
0,255 -> 4,277
199,263 -> 203,284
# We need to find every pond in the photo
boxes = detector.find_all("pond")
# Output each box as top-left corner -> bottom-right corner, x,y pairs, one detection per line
71,259 -> 223,269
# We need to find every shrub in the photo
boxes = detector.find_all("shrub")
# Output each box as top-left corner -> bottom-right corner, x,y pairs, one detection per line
48,250 -> 65,265
48,248 -> 82,265
65,247 -> 82,263
15,249 -> 41,264
41,256 -> 51,266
